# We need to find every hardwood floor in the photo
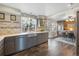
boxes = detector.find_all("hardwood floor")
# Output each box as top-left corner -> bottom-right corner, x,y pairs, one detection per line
13,37 -> 76,56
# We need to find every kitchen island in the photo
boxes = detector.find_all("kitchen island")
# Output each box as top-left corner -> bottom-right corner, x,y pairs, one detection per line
0,31 -> 48,55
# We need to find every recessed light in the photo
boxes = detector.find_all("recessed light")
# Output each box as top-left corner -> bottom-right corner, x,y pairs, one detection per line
67,3 -> 74,9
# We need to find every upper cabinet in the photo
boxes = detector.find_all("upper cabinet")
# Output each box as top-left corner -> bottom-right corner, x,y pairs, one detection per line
37,16 -> 47,31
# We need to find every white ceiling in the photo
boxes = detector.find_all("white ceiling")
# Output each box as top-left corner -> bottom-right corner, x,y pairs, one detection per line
1,3 -> 45,15
45,3 -> 79,16
1,3 -> 79,20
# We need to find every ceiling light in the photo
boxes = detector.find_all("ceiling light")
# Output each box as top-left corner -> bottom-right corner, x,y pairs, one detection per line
65,20 -> 69,22
72,18 -> 74,21
69,28 -> 73,31
69,19 -> 73,21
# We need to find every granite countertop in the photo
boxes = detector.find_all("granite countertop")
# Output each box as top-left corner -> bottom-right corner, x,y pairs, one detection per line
0,31 -> 48,41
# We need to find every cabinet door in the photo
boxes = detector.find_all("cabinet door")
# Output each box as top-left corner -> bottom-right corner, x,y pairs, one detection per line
16,35 -> 29,51
27,34 -> 37,48
32,36 -> 37,46
28,36 -> 37,47
4,36 -> 16,55
37,33 -> 48,45
0,40 -> 4,56
37,33 -> 42,44
41,33 -> 48,42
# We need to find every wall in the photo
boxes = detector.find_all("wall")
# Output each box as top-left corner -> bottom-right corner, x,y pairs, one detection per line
77,11 -> 79,55
0,5 -> 21,35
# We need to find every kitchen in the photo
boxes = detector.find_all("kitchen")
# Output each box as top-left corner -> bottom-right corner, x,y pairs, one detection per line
0,3 -> 78,56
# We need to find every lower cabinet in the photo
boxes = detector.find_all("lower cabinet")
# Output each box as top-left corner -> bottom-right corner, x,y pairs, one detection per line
41,33 -> 48,42
27,36 -> 37,48
4,32 -> 48,55
16,34 -> 37,51
15,35 -> 29,52
4,36 -> 16,55
0,40 -> 4,56
37,33 -> 48,45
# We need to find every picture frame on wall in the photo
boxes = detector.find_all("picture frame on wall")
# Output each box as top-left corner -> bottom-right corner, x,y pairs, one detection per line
10,15 -> 16,21
0,13 -> 5,20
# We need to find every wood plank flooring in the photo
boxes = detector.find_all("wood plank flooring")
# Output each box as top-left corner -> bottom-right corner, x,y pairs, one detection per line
12,37 -> 76,56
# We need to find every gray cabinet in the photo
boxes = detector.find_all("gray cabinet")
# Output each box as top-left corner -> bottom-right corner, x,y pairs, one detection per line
0,40 -> 4,56
37,33 -> 48,44
41,33 -> 48,42
15,34 -> 37,52
15,35 -> 29,52
37,33 -> 42,44
4,36 -> 16,55
3,32 -> 48,55
27,36 -> 37,48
